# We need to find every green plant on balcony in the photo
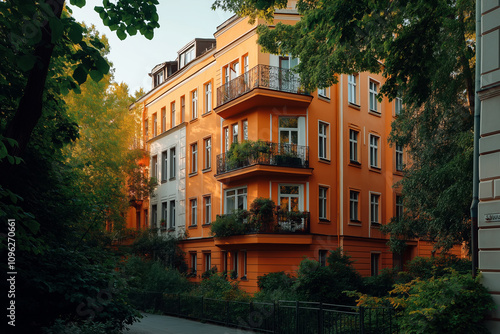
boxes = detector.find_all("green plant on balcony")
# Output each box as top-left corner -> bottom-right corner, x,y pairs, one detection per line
210,209 -> 250,238
249,197 -> 276,232
284,210 -> 308,224
201,266 -> 218,279
225,140 -> 271,170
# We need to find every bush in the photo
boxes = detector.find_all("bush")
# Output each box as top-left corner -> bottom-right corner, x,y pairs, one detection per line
254,271 -> 297,301
362,268 -> 399,297
393,271 -> 494,333
399,255 -> 471,282
295,249 -> 362,304
191,273 -> 250,301
210,209 -> 249,237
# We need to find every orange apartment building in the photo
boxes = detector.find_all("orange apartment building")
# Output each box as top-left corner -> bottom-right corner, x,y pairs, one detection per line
129,6 -> 453,293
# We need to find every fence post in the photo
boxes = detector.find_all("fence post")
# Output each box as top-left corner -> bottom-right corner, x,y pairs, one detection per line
318,302 -> 323,334
359,306 -> 365,334
201,296 -> 204,321
226,300 -> 229,326
295,301 -> 299,334
274,301 -> 278,334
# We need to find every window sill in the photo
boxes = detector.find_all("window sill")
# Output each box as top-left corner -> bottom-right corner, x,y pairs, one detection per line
369,166 -> 382,173
240,276 -> 248,281
319,158 -> 331,164
371,222 -> 381,228
394,170 -> 403,176
369,110 -> 382,117
202,167 -> 212,173
189,172 -> 198,178
202,111 -> 212,117
348,220 -> 362,226
202,223 -> 211,227
188,225 -> 198,229
319,218 -> 331,224
348,102 -> 361,110
318,95 -> 330,102
349,161 -> 361,168
161,180 -> 167,184
167,227 -> 176,232
169,177 -> 176,181
190,118 -> 199,124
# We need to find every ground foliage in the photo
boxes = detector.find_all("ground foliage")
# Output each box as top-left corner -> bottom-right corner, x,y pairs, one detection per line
213,0 -> 476,252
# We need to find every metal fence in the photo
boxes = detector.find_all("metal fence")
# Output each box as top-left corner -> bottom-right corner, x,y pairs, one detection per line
129,291 -> 397,334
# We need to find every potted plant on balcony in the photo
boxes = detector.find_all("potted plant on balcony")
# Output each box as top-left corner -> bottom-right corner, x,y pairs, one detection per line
159,219 -> 167,231
275,149 -> 302,167
249,197 -> 276,232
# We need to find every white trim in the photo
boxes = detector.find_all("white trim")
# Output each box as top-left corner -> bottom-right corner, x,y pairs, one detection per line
270,114 -> 273,142
306,182 -> 310,212
269,181 -> 272,200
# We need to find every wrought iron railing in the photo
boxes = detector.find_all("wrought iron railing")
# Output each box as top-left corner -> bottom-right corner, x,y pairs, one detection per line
216,64 -> 308,107
216,141 -> 309,175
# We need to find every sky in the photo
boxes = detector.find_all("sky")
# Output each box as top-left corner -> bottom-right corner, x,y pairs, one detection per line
69,1 -> 234,94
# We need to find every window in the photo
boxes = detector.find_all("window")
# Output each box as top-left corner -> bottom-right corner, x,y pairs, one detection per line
369,80 -> 379,113
161,202 -> 167,228
318,87 -> 329,98
151,204 -> 157,228
153,113 -> 157,137
318,122 -> 328,160
225,187 -> 247,213
319,187 -> 328,220
144,119 -> 148,139
180,47 -> 195,68
204,138 -> 211,170
232,251 -> 239,277
243,55 -> 249,73
204,196 -> 211,224
350,191 -> 359,221
396,195 -> 403,220
180,95 -> 186,123
370,193 -> 380,225
191,143 -> 198,174
161,151 -> 168,182
395,97 -> 403,116
161,107 -> 166,132
190,199 -> 197,226
190,252 -> 197,274
154,71 -> 164,87
151,155 -> 158,180
232,123 -> 238,144
169,147 -> 176,179
371,253 -> 380,276
279,117 -> 299,145
396,144 -> 403,171
169,200 -> 176,228
242,251 -> 247,278
204,82 -> 212,114
222,251 -> 228,273
204,253 -> 212,272
191,90 -> 198,119
224,127 -> 229,152
348,74 -> 357,104
171,102 -> 176,128
319,250 -> 328,267
369,135 -> 379,168
279,185 -> 302,212
349,129 -> 359,163
242,120 -> 248,141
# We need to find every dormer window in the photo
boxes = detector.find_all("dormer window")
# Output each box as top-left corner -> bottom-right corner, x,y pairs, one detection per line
154,71 -> 164,87
180,47 -> 195,68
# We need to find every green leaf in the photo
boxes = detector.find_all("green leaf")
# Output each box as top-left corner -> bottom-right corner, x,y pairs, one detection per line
68,22 -> 83,44
24,219 -> 40,234
95,56 -> 110,74
49,17 -> 64,43
17,54 -> 37,72
126,25 -> 137,36
89,70 -> 103,82
70,0 -> 86,8
116,29 -> 127,41
73,65 -> 87,85
144,30 -> 154,40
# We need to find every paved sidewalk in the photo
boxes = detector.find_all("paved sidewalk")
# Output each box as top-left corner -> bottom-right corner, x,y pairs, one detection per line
126,313 -> 256,334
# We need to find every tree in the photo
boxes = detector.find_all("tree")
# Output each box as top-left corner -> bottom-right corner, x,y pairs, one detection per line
213,0 -> 475,252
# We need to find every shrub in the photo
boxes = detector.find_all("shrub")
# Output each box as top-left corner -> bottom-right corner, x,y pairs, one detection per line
210,209 -> 249,237
393,271 -> 494,333
191,273 -> 250,301
254,271 -> 297,301
362,268 -> 399,297
399,255 -> 471,282
249,197 -> 276,232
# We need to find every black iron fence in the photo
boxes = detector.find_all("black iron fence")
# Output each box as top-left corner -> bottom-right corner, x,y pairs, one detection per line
129,291 -> 397,334
216,64 -> 308,107
216,141 -> 309,175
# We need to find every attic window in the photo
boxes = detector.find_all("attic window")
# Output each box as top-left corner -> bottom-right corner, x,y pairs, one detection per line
180,47 -> 195,68
154,71 -> 164,87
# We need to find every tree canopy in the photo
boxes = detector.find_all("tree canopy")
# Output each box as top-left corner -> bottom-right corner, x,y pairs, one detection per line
213,0 -> 475,252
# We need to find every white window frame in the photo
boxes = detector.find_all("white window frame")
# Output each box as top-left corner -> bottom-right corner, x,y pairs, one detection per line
161,151 -> 168,182
278,184 -> 304,212
204,82 -> 212,114
242,120 -> 248,141
369,134 -> 380,168
232,123 -> 238,144
169,200 -> 176,228
318,87 -> 329,98
151,204 -> 157,228
152,155 -> 158,180
349,129 -> 359,163
192,90 -> 198,120
396,194 -> 403,220
191,142 -> 198,174
224,186 -> 247,213
153,113 -> 157,137
190,198 -> 197,226
171,102 -> 176,128
190,252 -> 197,274
395,97 -> 403,116
350,190 -> 359,222
348,74 -> 357,104
205,253 -> 212,272
169,147 -> 176,179
319,186 -> 328,220
161,202 -> 167,227
370,192 -> 381,225
279,116 -> 299,145
204,196 -> 211,225
318,121 -> 329,160
161,107 -> 166,132
204,138 -> 211,170
396,144 -> 403,171
369,80 -> 379,113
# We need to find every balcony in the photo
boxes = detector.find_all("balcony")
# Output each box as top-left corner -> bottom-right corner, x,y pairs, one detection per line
212,209 -> 311,246
215,64 -> 312,119
215,141 -> 313,183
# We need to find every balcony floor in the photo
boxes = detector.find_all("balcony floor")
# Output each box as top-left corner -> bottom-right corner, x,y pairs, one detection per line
214,233 -> 313,247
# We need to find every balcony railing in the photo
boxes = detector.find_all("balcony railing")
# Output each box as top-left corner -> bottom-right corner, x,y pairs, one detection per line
216,141 -> 309,175
216,64 -> 307,107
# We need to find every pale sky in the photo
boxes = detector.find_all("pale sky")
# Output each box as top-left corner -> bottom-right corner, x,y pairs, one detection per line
69,1 -> 234,94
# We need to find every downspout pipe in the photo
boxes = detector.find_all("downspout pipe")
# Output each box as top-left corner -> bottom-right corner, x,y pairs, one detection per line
471,0 -> 481,278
